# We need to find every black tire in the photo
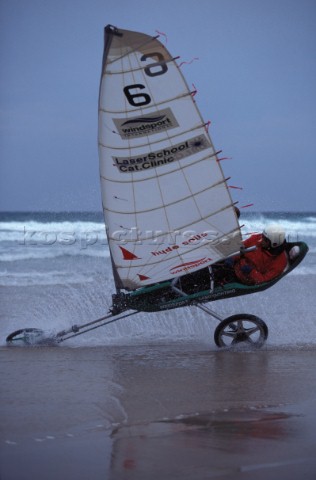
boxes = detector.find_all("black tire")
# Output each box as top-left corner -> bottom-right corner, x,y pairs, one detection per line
214,314 -> 268,348
6,328 -> 45,345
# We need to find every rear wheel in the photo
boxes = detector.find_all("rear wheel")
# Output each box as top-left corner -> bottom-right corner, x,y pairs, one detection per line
214,314 -> 268,348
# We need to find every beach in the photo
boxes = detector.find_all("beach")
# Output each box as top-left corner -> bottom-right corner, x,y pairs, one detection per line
1,211 -> 316,479
1,343 -> 316,480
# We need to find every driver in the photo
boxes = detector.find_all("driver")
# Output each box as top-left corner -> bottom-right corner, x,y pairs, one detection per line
232,224 -> 288,285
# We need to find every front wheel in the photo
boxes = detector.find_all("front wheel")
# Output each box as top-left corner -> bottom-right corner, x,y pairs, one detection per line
6,328 -> 46,346
214,314 -> 268,348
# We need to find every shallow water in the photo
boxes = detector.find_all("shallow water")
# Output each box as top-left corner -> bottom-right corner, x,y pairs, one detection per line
1,211 -> 316,479
1,211 -> 315,348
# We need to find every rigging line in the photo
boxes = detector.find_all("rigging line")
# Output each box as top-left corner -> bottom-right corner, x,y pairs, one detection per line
155,30 -> 168,43
178,57 -> 199,68
100,151 -> 222,184
105,56 -> 180,75
104,179 -> 229,216
106,35 -> 160,65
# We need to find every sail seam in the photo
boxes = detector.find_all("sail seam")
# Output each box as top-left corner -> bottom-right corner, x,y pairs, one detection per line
104,180 -> 227,215
108,203 -> 234,242
100,152 -> 221,184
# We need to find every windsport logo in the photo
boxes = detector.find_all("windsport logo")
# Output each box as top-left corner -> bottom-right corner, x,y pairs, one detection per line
170,257 -> 212,275
113,108 -> 179,139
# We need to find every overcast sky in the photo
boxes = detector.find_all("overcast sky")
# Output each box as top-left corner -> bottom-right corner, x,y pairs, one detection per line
1,0 -> 315,212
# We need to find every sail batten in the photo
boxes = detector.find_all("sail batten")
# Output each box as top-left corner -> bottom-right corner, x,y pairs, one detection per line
98,25 -> 242,290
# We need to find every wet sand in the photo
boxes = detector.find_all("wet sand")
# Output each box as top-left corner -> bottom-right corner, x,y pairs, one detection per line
1,343 -> 316,479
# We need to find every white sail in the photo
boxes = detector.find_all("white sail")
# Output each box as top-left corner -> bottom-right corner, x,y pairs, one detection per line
98,25 -> 242,290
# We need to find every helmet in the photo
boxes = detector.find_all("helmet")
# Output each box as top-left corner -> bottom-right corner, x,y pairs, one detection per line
263,224 -> 286,247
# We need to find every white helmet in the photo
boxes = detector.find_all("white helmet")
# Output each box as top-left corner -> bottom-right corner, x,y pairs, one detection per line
263,224 -> 286,247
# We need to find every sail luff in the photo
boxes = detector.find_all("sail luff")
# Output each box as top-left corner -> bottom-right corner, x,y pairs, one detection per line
99,26 -> 124,291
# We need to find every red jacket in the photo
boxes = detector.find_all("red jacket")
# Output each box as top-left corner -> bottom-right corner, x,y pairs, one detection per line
234,234 -> 288,285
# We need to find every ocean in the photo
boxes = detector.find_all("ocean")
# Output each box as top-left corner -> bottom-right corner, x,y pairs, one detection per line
1,211 -> 316,480
1,210 -> 316,347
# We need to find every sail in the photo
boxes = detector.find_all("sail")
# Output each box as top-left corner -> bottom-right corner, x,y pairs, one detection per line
98,25 -> 242,290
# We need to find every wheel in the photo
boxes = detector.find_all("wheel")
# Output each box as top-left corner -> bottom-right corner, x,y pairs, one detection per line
214,314 -> 268,348
6,328 -> 46,346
